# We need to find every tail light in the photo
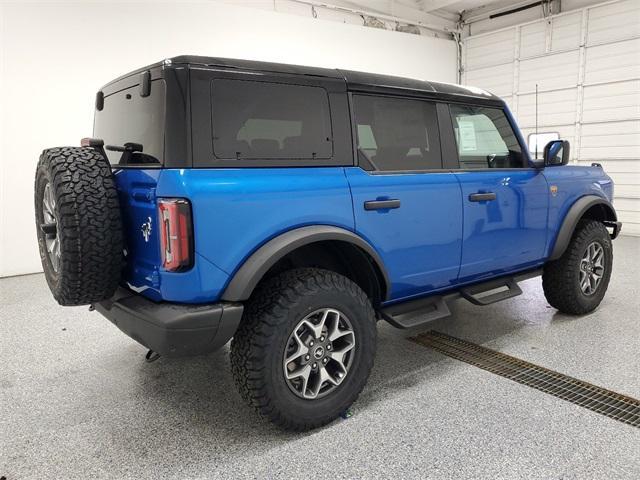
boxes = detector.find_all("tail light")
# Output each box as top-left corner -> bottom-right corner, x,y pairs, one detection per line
158,198 -> 193,271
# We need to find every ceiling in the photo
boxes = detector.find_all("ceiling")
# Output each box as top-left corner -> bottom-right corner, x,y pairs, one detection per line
337,0 -> 543,24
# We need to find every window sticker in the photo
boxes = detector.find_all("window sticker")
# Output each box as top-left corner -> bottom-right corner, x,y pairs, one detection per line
458,120 -> 477,151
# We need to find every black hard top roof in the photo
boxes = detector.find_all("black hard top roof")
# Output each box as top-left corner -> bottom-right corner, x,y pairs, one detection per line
102,55 -> 503,105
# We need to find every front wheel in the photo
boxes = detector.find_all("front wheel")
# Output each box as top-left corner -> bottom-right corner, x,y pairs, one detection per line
230,268 -> 377,431
543,219 -> 613,315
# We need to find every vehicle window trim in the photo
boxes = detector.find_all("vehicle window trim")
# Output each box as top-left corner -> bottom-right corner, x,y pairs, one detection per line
350,92 -> 445,174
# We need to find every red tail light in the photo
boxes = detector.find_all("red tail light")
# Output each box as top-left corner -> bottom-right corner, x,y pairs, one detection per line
158,198 -> 193,271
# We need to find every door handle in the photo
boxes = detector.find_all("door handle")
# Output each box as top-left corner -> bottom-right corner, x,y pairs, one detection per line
364,199 -> 401,210
469,192 -> 496,202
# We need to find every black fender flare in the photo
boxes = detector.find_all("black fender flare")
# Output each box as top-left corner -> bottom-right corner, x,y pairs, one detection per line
549,195 -> 618,261
221,225 -> 391,302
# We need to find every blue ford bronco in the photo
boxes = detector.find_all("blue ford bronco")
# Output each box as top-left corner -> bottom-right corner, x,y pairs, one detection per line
35,56 -> 621,430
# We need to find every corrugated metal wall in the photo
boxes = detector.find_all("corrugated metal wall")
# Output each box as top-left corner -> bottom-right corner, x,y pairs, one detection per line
462,0 -> 640,235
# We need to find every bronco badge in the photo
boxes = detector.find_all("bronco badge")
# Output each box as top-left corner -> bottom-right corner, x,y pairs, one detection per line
141,217 -> 152,242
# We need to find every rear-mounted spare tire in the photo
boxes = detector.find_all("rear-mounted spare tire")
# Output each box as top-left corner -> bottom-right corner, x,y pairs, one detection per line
34,146 -> 123,306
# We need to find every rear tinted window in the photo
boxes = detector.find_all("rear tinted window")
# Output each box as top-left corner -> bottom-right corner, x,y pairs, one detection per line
94,80 -> 166,165
211,79 -> 333,160
353,95 -> 442,171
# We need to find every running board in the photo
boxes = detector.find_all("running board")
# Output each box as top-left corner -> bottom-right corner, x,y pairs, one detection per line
381,295 -> 453,329
459,277 -> 522,306
380,269 -> 542,329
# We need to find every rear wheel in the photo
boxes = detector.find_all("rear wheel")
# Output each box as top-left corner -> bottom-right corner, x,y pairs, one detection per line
230,268 -> 377,431
543,220 -> 613,315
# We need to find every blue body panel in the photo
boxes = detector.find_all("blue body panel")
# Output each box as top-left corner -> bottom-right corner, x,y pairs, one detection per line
345,167 -> 463,300
114,163 -> 613,305
113,168 -> 230,303
541,165 -> 614,258
116,167 -> 354,303
455,169 -> 549,281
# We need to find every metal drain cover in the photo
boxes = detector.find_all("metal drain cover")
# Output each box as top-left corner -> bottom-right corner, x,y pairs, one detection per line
412,331 -> 640,428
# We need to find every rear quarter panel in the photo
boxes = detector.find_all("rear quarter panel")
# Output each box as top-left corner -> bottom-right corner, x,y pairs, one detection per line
155,167 -> 355,300
542,165 -> 614,257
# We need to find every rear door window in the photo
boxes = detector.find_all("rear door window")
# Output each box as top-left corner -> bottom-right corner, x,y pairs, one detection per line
352,95 -> 442,172
94,80 -> 166,165
211,79 -> 333,160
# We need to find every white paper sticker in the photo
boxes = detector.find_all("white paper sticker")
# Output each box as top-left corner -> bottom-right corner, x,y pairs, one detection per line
458,120 -> 476,151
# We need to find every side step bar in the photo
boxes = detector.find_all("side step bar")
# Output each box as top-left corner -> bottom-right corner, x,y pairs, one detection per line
381,295 -> 453,329
459,277 -> 522,306
380,269 -> 542,329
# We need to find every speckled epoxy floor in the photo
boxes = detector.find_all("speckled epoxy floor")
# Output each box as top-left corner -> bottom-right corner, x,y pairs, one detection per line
1,236 -> 639,480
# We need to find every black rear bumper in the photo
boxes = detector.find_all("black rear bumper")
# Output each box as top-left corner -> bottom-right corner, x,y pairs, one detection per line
94,288 -> 244,357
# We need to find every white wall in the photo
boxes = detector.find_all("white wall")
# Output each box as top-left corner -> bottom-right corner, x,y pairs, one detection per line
0,0 -> 457,277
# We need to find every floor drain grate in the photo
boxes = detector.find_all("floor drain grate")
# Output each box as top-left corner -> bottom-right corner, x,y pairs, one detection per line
412,330 -> 640,428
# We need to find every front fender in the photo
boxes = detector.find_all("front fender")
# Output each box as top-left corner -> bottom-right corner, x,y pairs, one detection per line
221,225 -> 391,302
549,195 -> 618,261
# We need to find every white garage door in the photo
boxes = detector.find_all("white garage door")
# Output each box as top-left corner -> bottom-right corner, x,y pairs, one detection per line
462,0 -> 640,235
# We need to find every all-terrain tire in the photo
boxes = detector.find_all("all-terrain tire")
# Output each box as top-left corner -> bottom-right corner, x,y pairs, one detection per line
230,268 -> 377,431
34,147 -> 123,306
542,219 -> 613,315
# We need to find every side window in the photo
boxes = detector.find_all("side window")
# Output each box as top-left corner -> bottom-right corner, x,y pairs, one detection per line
211,79 -> 333,160
449,105 -> 524,169
353,95 -> 442,172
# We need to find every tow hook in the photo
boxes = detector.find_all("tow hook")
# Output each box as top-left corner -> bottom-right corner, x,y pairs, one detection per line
145,349 -> 161,363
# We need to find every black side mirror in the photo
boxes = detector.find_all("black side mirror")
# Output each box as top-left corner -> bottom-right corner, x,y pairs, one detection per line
544,140 -> 570,167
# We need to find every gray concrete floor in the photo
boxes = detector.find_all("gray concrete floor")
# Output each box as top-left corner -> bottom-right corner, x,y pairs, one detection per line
1,237 -> 639,480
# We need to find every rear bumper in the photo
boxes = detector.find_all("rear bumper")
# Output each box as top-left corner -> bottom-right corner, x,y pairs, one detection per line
94,288 -> 244,357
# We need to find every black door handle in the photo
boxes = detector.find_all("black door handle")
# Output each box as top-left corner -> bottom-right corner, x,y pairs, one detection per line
364,199 -> 401,210
469,192 -> 496,202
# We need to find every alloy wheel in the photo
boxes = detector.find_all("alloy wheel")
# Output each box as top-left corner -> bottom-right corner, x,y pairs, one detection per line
41,182 -> 60,272
283,308 -> 356,400
579,241 -> 605,296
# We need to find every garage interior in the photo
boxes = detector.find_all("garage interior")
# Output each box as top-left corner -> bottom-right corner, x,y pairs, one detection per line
1,0 -> 639,479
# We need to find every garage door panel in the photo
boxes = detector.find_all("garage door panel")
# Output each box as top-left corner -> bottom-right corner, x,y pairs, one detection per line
580,145 -> 640,160
502,95 -> 515,112
581,120 -> 640,135
519,51 -> 579,92
607,172 -> 640,186
520,21 -> 546,58
551,12 -> 582,52
464,63 -> 513,97
582,80 -> 640,123
586,0 -> 640,45
517,90 -> 577,127
584,38 -> 640,84
577,159 -> 640,173
614,198 -> 640,211
521,125 -> 575,139
465,29 -> 515,69
615,210 -> 640,224
612,184 -> 640,198
618,220 -> 640,236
